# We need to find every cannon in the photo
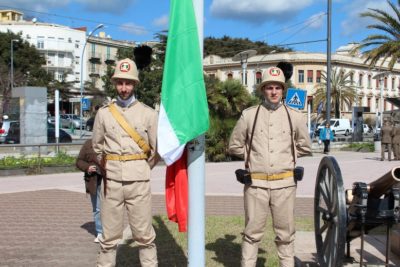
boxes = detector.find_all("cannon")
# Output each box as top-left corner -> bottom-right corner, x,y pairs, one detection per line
314,156 -> 400,267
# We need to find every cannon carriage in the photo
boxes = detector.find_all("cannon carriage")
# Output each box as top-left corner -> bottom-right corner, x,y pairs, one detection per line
314,156 -> 400,266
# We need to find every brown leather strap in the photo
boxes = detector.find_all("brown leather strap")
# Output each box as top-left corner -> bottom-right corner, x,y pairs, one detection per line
109,103 -> 151,155
283,104 -> 296,167
245,105 -> 261,170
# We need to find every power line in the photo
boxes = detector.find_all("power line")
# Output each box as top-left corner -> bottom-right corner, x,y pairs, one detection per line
0,4 -> 161,35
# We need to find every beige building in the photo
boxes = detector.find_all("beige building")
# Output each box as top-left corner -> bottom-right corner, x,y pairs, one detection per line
203,44 -> 400,121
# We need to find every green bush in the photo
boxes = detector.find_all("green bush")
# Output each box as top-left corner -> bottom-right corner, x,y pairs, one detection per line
342,142 -> 374,152
0,152 -> 76,170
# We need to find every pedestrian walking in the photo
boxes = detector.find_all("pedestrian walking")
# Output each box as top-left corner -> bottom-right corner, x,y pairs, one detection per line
228,66 -> 312,267
76,138 -> 103,243
92,58 -> 159,267
381,120 -> 393,161
392,122 -> 400,160
319,123 -> 334,154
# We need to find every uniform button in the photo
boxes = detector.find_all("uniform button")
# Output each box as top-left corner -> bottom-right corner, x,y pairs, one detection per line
271,164 -> 274,167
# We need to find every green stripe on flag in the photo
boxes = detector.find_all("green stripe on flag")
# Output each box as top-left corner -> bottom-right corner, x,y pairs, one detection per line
161,0 -> 209,146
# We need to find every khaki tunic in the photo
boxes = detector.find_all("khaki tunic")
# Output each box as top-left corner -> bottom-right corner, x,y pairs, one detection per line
381,125 -> 393,144
228,104 -> 312,189
92,99 -> 159,267
92,100 -> 158,179
228,104 -> 311,267
392,127 -> 400,159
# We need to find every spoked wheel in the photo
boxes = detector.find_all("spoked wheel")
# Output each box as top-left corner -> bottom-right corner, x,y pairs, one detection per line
314,156 -> 347,267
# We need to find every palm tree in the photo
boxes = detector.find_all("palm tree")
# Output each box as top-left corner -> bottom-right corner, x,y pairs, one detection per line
313,68 -> 357,119
355,0 -> 400,70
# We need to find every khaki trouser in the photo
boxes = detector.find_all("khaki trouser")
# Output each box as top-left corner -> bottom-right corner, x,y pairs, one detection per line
241,185 -> 296,267
381,143 -> 392,161
97,179 -> 157,267
393,143 -> 400,160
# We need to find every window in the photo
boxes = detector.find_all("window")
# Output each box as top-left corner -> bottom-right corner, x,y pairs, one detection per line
37,38 -> 44,49
376,98 -> 379,109
227,73 -> 233,80
106,46 -> 111,59
256,71 -> 262,84
298,70 -> 304,83
91,63 -> 96,72
368,75 -> 371,88
376,78 -> 379,89
358,73 -> 363,87
359,97 -> 363,106
392,77 -> 396,90
57,72 -> 64,81
209,73 -> 215,79
350,72 -> 354,84
307,70 -> 313,83
244,72 -> 248,85
75,44 -> 79,49
316,70 -> 321,83
384,77 -> 388,89
367,97 -> 371,108
58,53 -> 64,65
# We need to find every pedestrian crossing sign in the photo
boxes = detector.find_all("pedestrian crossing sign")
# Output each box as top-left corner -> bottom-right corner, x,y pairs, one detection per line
285,88 -> 307,109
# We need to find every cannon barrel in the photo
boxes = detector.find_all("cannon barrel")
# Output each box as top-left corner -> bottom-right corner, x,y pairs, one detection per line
368,167 -> 400,198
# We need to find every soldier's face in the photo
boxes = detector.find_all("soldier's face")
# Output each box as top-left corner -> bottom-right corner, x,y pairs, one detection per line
262,82 -> 283,104
115,79 -> 135,100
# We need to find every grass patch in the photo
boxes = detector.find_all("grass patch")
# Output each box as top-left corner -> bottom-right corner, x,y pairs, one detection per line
341,142 -> 375,152
0,152 -> 77,173
116,215 -> 313,267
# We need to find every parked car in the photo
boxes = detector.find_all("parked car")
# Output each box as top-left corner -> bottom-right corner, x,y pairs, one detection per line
60,114 -> 86,129
5,122 -> 72,144
316,118 -> 352,136
0,118 -> 18,143
85,116 -> 95,131
363,124 -> 372,134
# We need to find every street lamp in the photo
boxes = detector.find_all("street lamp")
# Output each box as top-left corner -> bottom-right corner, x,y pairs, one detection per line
372,71 -> 390,128
10,39 -> 19,94
232,50 -> 257,87
79,23 -> 104,135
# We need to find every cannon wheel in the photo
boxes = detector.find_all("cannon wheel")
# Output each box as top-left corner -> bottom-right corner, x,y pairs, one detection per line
314,156 -> 347,267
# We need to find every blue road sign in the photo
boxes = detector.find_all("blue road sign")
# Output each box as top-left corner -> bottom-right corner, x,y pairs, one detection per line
285,88 -> 307,109
82,98 -> 91,111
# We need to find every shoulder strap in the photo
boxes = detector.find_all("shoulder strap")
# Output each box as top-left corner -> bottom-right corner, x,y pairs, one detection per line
108,103 -> 151,155
283,104 -> 296,166
245,105 -> 261,170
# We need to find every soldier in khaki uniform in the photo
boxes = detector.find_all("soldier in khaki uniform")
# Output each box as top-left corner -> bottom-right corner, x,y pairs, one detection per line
392,122 -> 400,160
228,67 -> 312,267
93,58 -> 158,267
381,120 -> 393,161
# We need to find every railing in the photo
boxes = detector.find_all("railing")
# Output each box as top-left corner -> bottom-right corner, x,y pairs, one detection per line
0,142 -> 85,174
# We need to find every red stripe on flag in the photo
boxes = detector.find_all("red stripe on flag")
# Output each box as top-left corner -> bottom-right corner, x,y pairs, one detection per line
165,148 -> 188,232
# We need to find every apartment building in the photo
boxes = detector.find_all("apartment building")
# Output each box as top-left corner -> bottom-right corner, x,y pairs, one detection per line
0,10 -> 87,92
203,44 -> 400,117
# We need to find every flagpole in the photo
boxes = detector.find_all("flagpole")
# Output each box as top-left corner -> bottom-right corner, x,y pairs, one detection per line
188,0 -> 205,266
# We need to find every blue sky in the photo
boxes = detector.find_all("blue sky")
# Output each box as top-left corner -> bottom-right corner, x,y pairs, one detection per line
0,0 -> 393,54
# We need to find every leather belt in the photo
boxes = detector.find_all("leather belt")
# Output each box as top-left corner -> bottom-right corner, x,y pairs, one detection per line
105,153 -> 148,161
251,171 -> 293,181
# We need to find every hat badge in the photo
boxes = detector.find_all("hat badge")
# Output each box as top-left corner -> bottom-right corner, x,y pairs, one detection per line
120,62 -> 131,72
269,68 -> 281,76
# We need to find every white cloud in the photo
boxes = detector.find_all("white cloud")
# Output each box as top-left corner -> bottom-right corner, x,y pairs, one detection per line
119,22 -> 148,36
341,0 -> 391,36
0,0 -> 136,14
308,12 -> 325,29
210,0 -> 315,23
76,0 -> 136,14
152,15 -> 168,28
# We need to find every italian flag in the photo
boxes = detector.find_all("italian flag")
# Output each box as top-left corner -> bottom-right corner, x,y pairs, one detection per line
157,0 -> 209,165
157,0 -> 209,232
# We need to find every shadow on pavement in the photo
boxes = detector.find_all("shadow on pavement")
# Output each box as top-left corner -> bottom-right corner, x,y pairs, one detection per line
80,221 -> 96,236
205,234 -> 267,267
116,216 -> 187,266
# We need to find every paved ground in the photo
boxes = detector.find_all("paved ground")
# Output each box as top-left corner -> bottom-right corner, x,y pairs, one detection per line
0,151 -> 400,266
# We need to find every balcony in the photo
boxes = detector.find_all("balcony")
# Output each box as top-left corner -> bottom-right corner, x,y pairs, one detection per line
89,52 -> 101,63
89,67 -> 101,77
104,55 -> 116,65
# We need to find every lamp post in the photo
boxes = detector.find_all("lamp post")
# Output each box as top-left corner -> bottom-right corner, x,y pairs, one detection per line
79,24 -> 104,135
232,50 -> 257,87
372,71 -> 390,129
10,39 -> 19,94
